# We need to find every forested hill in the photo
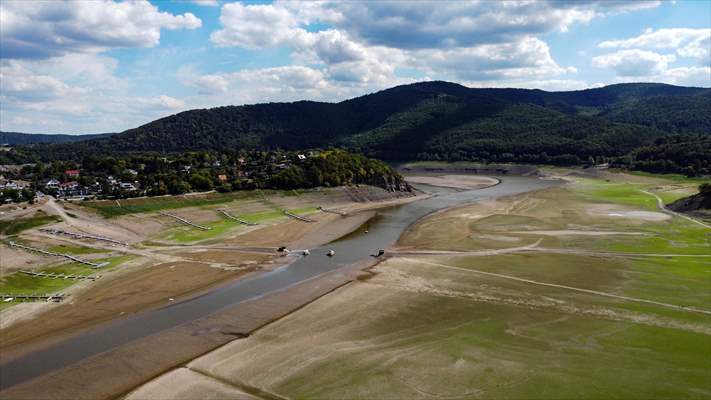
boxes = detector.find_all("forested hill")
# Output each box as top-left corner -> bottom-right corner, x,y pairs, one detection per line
0,131 -> 113,145
7,82 -> 711,173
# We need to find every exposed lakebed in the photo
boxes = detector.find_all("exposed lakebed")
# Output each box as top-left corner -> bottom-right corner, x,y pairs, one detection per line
0,175 -> 557,390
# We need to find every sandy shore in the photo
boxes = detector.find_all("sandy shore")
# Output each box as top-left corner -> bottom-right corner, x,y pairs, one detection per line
405,174 -> 500,190
0,256 -> 383,400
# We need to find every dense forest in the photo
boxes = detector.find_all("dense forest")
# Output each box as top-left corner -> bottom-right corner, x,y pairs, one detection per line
2,81 -> 710,176
613,135 -> 711,176
0,131 -> 113,145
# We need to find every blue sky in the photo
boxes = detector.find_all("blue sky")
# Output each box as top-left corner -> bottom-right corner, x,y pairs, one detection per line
1,0 -> 709,134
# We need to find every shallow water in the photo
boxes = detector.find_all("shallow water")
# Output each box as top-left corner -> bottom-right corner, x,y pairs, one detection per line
0,175 -> 557,389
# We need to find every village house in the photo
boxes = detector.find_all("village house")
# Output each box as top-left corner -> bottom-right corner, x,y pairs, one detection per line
57,181 -> 90,198
217,174 -> 228,182
60,181 -> 79,190
45,179 -> 60,189
64,169 -> 80,178
0,180 -> 28,190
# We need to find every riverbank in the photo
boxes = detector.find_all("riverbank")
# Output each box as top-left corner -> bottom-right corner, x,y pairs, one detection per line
121,170 -> 709,400
0,183 -> 441,397
0,175 -> 517,399
0,187 -> 426,361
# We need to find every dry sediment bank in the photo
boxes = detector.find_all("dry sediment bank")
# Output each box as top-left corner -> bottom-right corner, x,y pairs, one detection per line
405,174 -> 500,190
0,189 -> 430,397
0,195 -> 422,358
0,257 -> 383,400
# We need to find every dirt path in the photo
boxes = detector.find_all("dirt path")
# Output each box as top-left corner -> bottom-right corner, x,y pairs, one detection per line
402,258 -> 711,315
391,239 -> 542,256
391,244 -> 710,259
641,190 -> 711,229
43,198 -> 72,224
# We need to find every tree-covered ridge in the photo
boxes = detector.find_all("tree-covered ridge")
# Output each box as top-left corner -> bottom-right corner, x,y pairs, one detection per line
2,81 -> 710,176
614,135 -> 711,176
597,95 -> 711,134
0,131 -> 113,145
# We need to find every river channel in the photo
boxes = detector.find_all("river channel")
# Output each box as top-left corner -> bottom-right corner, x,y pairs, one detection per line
0,175 -> 558,390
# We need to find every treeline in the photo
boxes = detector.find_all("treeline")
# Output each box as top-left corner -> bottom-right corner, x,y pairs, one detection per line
613,135 -> 711,176
8,149 -> 408,200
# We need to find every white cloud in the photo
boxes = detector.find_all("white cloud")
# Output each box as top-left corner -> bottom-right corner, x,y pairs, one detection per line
208,2 -> 580,88
466,79 -> 596,91
1,57 -> 191,133
0,0 -> 201,59
599,28 -> 711,61
187,0 -> 219,6
592,49 -> 676,77
211,3 -> 299,48
195,75 -> 232,95
280,1 -> 660,49
0,61 -> 86,102
663,66 -> 711,87
413,37 -> 575,81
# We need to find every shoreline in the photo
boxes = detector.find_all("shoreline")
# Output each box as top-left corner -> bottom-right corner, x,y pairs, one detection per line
0,177 -> 507,399
0,190 -> 428,366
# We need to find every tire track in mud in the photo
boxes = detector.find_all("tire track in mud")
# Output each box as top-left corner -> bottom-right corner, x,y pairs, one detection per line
402,258 -> 711,316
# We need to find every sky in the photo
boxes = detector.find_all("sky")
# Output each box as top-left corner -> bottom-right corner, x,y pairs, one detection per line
1,0 -> 709,135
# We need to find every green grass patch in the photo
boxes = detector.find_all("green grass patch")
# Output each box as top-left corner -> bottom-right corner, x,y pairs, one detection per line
0,255 -> 134,303
0,213 -> 61,236
578,179 -> 658,209
164,207 -> 318,243
83,191 -> 258,218
48,244 -> 110,255
0,269 -> 81,296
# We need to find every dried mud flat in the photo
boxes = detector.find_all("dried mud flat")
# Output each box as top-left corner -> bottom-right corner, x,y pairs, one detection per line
0,245 -> 53,276
0,260 -> 255,361
405,174 -> 500,190
122,171 -> 711,399
0,258 -> 378,400
136,254 -> 710,399
124,367 -> 260,400
0,185 -> 427,399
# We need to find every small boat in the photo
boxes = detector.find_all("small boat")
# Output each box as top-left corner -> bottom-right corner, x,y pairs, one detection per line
327,250 -> 335,257
364,230 -> 369,234
302,249 -> 310,255
371,249 -> 385,258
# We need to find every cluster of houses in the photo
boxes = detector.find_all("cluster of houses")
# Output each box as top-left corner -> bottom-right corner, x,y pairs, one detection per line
43,169 -> 139,199
0,179 -> 30,190
1,150 -> 324,202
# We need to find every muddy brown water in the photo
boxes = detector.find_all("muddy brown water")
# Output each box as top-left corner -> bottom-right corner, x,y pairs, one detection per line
0,176 -> 557,390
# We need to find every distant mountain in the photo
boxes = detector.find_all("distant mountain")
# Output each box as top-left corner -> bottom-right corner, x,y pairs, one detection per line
11,82 -> 711,167
0,131 -> 113,145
